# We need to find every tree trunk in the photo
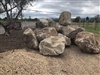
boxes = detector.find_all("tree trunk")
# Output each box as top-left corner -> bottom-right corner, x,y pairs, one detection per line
0,22 -> 11,36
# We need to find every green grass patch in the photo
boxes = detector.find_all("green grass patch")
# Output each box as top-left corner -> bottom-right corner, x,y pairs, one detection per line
85,27 -> 100,34
72,22 -> 100,34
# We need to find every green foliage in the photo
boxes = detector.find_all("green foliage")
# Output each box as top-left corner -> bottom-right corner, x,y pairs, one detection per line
73,16 -> 81,22
84,24 -> 100,34
86,17 -> 89,21
0,0 -> 36,21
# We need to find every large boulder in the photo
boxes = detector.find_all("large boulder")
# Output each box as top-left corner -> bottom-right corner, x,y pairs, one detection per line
36,18 -> 49,28
61,26 -> 84,39
75,31 -> 100,54
39,36 -> 66,55
49,21 -> 63,32
23,28 -> 38,49
59,11 -> 71,26
61,26 -> 84,44
35,27 -> 58,42
61,26 -> 75,36
68,26 -> 85,39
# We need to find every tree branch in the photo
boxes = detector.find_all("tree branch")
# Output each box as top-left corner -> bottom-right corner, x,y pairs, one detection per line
15,7 -> 23,20
0,3 -> 20,14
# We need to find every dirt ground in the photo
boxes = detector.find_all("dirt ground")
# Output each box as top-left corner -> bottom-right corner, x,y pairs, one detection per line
0,30 -> 100,75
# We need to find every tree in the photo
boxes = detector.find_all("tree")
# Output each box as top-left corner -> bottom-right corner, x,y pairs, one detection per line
94,15 -> 100,23
0,0 -> 36,35
74,16 -> 81,22
86,16 -> 89,26
86,17 -> 89,21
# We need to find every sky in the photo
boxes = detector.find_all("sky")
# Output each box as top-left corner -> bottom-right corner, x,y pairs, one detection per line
1,0 -> 100,18
22,0 -> 100,18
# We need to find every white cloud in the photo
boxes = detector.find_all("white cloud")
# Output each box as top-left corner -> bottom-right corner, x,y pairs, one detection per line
23,0 -> 100,18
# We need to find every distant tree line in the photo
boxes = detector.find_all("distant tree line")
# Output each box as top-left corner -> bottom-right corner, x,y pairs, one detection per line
73,15 -> 100,23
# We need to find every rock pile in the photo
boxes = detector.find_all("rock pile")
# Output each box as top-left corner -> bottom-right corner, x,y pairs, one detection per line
23,11 -> 100,56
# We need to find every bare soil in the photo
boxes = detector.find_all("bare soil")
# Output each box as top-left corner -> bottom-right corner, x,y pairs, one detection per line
0,30 -> 100,75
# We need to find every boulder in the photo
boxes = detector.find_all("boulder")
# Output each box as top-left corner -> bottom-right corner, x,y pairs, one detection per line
61,26 -> 85,44
46,18 -> 54,23
61,26 -> 84,39
35,27 -> 58,42
68,26 -> 85,39
59,11 -> 71,26
75,31 -> 100,54
61,26 -> 75,36
36,18 -> 49,28
49,21 -> 63,32
23,28 -> 38,49
39,36 -> 66,55
58,33 -> 71,46
0,25 -> 5,34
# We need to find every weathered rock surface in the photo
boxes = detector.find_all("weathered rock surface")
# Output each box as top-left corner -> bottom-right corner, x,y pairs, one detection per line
61,26 -> 84,39
0,25 -> 5,34
35,27 -> 58,42
46,18 -> 54,23
23,28 -> 38,49
49,21 -> 63,32
36,18 -> 49,28
61,26 -> 75,36
39,36 -> 66,55
68,26 -> 85,39
58,33 -> 71,46
75,31 -> 100,54
59,11 -> 71,26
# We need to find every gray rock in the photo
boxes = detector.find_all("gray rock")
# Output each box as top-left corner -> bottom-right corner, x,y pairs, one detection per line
59,11 -> 71,26
23,28 -> 38,49
0,25 -> 5,34
46,18 -> 54,23
61,26 -> 75,36
49,21 -> 63,32
61,26 -> 84,39
75,31 -> 100,54
36,18 -> 49,28
68,26 -> 85,39
39,36 -> 66,55
35,27 -> 58,42
61,26 -> 85,44
58,33 -> 71,46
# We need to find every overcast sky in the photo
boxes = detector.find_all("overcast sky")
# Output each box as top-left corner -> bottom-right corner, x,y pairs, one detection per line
22,0 -> 100,18
1,0 -> 100,19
